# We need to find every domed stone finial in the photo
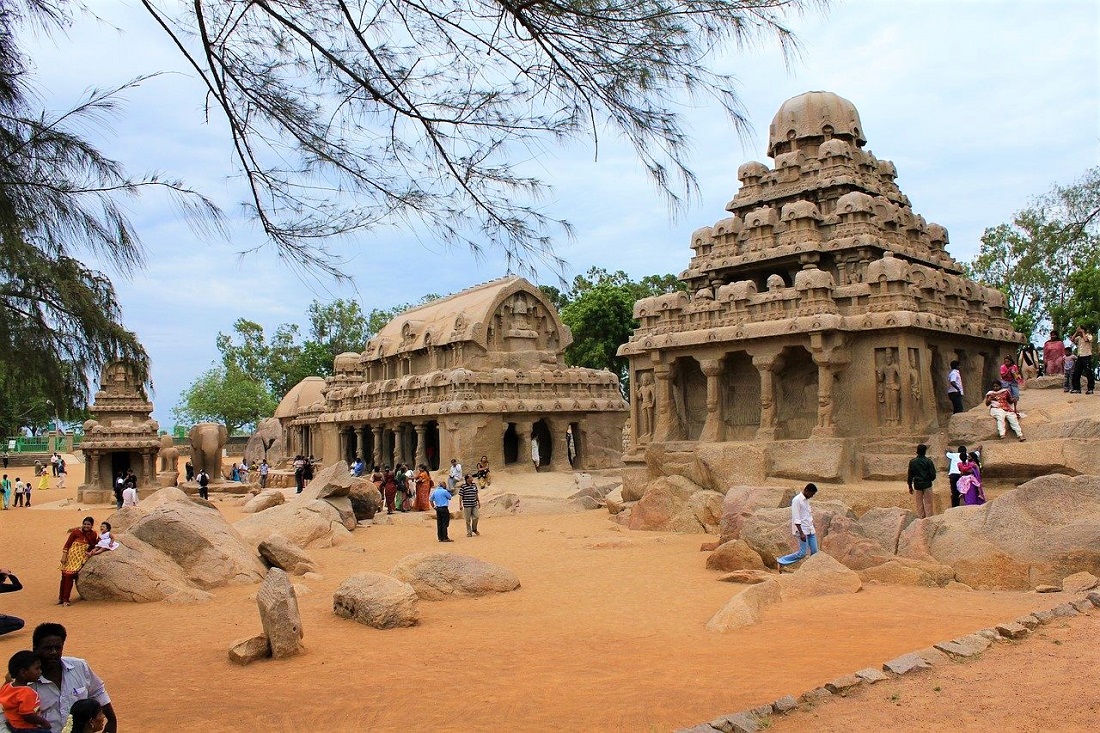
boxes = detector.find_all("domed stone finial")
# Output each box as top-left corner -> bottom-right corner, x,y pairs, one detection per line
768,91 -> 866,158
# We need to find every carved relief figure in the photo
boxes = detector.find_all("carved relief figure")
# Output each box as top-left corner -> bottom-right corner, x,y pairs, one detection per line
637,372 -> 656,438
908,348 -> 922,406
876,348 -> 901,426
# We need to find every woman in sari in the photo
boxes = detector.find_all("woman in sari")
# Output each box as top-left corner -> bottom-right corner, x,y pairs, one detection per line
381,466 -> 397,515
58,517 -> 98,605
414,464 -> 432,511
956,451 -> 985,506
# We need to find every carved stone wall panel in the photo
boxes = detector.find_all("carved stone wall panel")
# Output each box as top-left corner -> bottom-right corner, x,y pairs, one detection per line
776,347 -> 817,439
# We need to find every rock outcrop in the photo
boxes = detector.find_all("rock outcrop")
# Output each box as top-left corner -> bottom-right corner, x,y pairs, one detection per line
258,535 -> 317,576
235,497 -> 352,548
625,475 -> 723,533
706,539 -> 768,572
390,553 -> 520,600
333,572 -> 420,629
241,490 -> 286,514
257,568 -> 303,659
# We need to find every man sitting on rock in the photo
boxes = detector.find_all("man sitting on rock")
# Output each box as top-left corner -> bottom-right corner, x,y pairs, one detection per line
984,381 -> 1025,442
777,483 -> 818,567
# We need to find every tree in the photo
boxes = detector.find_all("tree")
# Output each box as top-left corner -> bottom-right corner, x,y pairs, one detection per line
968,167 -> 1100,339
0,1 -> 220,420
131,0 -> 805,276
171,366 -> 276,435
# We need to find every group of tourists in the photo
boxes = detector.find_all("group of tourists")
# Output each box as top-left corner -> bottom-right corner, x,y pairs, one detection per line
0,621 -> 115,733
1,474 -> 47,509
371,463 -> 433,514
292,455 -> 315,493
1042,327 -> 1095,394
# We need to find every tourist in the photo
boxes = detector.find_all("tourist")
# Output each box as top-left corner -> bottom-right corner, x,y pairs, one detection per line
293,455 -> 305,493
112,473 -> 124,509
999,356 -> 1022,408
1043,331 -> 1066,378
984,381 -> 1025,441
23,476 -> 36,507
14,478 -> 25,508
459,473 -> 481,537
259,459 -> 269,488
430,480 -> 455,542
370,466 -> 383,493
58,519 -> 98,606
29,623 -> 117,733
1,650 -> 53,732
956,451 -> 985,506
1,452 -> 7,469
1019,343 -> 1039,382
1070,325 -> 1095,394
229,462 -> 239,482
1,474 -> 10,510
33,460 -> 42,477
184,460 -> 194,482
404,465 -> 416,510
394,463 -> 409,512
86,524 -> 119,558
566,426 -> 577,467
351,457 -> 363,477
1063,347 -> 1076,392
475,455 -> 491,489
381,466 -> 397,514
945,445 -> 967,509
196,468 -> 210,500
777,483 -> 818,566
36,469 -> 49,494
303,455 -> 315,487
414,464 -> 432,511
64,699 -> 106,733
55,460 -> 65,490
906,443 -> 937,519
121,482 -> 138,508
531,434 -> 540,471
0,569 -> 25,636
946,360 -> 964,413
50,452 -> 59,477
238,461 -> 249,484
447,458 -> 462,491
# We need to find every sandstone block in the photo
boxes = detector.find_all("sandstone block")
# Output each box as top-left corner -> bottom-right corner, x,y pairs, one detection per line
706,580 -> 781,632
824,675 -> 861,694
241,490 -> 285,514
915,646 -> 950,666
299,461 -> 355,500
777,551 -> 862,601
228,634 -> 270,666
934,634 -> 991,659
883,653 -> 930,675
390,553 -> 520,600
235,498 -> 352,548
798,687 -> 832,703
1035,585 -> 1061,593
716,570 -> 775,585
258,534 -> 317,576
333,572 -> 419,629
855,667 -> 889,684
257,568 -> 303,659
1062,571 -> 1099,594
772,695 -> 798,713
1071,599 -> 1093,613
856,506 -> 917,554
707,540 -> 768,572
707,712 -> 760,733
1088,591 -> 1100,607
1032,609 -> 1055,623
1015,615 -> 1040,630
1052,603 -> 1079,618
995,622 -> 1029,639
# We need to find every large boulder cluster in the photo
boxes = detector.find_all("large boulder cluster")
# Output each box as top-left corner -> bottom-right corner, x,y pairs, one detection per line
234,461 -> 358,548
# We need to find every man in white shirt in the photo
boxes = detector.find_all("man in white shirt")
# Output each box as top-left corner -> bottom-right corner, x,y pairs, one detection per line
447,459 -> 462,491
30,622 -> 117,733
121,483 -> 139,507
777,483 -> 819,567
947,359 -> 964,413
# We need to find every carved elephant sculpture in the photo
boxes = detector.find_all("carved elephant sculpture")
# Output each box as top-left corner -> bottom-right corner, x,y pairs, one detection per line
158,434 -> 181,473
189,422 -> 228,479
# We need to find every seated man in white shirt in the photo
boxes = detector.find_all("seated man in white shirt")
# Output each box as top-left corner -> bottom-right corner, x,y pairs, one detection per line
777,483 -> 819,567
121,484 -> 139,508
29,622 -> 117,733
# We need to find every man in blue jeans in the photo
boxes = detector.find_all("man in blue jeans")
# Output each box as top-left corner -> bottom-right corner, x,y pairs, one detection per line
777,483 -> 818,567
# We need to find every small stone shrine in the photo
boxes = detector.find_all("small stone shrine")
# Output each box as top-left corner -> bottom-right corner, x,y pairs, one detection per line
78,361 -> 162,503
278,277 -> 628,471
619,91 -> 1021,484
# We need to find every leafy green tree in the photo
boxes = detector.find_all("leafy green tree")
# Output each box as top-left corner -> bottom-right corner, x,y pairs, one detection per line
171,366 -> 276,435
0,1 -> 219,420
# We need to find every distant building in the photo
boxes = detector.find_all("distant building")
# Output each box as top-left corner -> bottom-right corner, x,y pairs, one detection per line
277,277 -> 628,471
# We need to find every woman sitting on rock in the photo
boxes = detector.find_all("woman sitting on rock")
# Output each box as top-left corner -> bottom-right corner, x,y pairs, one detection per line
956,451 -> 985,506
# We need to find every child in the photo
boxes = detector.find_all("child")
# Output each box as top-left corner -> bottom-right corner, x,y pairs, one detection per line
0,650 -> 53,732
1064,348 -> 1077,392
87,523 -> 119,557
65,699 -> 107,733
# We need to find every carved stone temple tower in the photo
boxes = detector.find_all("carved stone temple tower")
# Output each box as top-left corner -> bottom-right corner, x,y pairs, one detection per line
618,91 -> 1021,485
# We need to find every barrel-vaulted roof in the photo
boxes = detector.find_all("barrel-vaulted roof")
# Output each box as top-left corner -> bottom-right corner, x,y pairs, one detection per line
365,276 -> 572,359
274,376 -> 326,419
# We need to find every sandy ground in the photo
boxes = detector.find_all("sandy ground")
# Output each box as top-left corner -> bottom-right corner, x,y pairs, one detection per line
0,467 -> 1084,732
768,613 -> 1100,733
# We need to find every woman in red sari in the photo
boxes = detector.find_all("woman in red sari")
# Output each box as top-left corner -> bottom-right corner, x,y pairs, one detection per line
414,464 -> 432,511
381,466 -> 397,515
58,517 -> 98,605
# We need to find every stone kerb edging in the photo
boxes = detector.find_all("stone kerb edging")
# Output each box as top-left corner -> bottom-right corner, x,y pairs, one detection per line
676,591 -> 1100,733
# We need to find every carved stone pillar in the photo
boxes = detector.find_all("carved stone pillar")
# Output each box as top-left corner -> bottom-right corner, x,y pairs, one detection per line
517,426 -> 532,472
142,452 -> 153,486
652,364 -> 674,442
752,353 -> 781,440
699,359 -> 723,442
357,428 -> 367,462
371,425 -> 383,468
415,422 -> 428,467
393,424 -> 405,466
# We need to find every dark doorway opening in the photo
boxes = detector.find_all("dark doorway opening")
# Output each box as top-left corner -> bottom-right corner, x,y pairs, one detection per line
110,452 -> 131,482
531,419 -> 552,467
424,421 -> 441,471
568,422 -> 582,468
503,423 -> 519,465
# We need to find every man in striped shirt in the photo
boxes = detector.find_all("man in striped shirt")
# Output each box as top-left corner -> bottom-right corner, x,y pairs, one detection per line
458,474 -> 481,537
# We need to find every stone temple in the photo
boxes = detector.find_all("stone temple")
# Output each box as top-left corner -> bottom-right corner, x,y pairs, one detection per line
277,277 -> 628,471
619,91 -> 1021,485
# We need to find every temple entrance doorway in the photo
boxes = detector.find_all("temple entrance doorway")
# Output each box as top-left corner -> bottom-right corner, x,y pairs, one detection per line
567,422 -> 582,468
531,419 -> 552,467
423,422 -> 440,471
721,351 -> 760,441
776,346 -> 817,439
503,423 -> 519,465
110,452 -> 131,483
672,357 -> 707,440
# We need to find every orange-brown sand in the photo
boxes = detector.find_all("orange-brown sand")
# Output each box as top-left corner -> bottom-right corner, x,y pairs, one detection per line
0,470 -> 1065,731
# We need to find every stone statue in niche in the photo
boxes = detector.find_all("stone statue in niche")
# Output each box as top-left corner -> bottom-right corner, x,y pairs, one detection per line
637,372 -> 656,438
908,348 -> 922,408
876,348 -> 901,426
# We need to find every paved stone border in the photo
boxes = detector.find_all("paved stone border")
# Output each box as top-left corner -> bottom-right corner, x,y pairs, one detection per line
676,591 -> 1100,733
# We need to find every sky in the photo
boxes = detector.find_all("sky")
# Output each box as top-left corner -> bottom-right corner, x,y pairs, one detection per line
21,0 -> 1100,428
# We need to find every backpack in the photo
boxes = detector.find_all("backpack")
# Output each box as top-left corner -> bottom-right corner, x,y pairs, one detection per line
198,472 -> 209,487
